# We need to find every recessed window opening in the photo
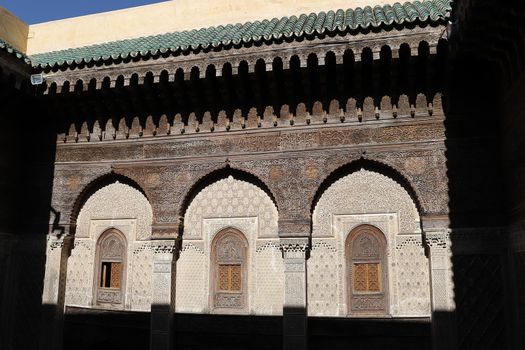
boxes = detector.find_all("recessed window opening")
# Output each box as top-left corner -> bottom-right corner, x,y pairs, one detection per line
346,224 -> 388,315
94,229 -> 127,307
211,228 -> 248,312
99,261 -> 122,289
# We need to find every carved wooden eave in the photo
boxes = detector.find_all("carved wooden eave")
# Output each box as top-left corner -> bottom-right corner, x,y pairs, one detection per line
40,25 -> 447,95
39,23 -> 449,146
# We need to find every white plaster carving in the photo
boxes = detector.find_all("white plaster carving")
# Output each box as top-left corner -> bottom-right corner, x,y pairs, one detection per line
253,246 -> 284,314
313,170 -> 420,238
65,238 -> 95,307
130,242 -> 153,310
308,239 -> 339,316
425,229 -> 455,311
309,170 -> 430,318
76,182 -> 152,241
184,177 -> 278,239
175,245 -> 207,313
66,182 -> 153,311
178,176 -> 282,315
66,191 -> 153,311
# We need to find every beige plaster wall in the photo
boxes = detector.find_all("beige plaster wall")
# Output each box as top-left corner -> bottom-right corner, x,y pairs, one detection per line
177,176 -> 283,315
26,0 -> 397,54
0,7 -> 28,52
309,170 -> 430,317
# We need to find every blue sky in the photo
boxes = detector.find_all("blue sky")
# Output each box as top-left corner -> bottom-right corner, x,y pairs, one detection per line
1,0 -> 169,24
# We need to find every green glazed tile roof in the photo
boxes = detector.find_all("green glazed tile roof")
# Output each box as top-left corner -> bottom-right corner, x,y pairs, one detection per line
0,39 -> 31,64
31,0 -> 452,69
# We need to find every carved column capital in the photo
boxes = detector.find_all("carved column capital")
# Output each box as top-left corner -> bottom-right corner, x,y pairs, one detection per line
279,237 -> 310,259
49,222 -> 75,237
278,219 -> 311,237
151,240 -> 179,255
422,227 -> 456,349
423,229 -> 451,250
151,221 -> 182,240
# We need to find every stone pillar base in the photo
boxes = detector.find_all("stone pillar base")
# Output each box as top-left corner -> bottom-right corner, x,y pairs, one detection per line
425,229 -> 457,350
281,237 -> 309,350
150,240 -> 177,350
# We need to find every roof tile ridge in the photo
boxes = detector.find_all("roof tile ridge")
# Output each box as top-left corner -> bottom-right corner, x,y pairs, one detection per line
30,0 -> 451,69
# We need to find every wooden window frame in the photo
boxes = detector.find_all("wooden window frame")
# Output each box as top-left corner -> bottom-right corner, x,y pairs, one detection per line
93,228 -> 127,308
346,224 -> 388,316
210,228 -> 248,313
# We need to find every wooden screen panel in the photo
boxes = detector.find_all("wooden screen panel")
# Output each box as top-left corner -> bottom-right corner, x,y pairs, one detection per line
367,263 -> 380,292
354,263 -> 368,292
99,262 -> 123,288
218,264 -> 242,292
110,262 -> 122,288
353,263 -> 381,292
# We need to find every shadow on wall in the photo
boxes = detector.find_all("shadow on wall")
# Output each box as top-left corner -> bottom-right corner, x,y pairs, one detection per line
0,75 -> 56,348
444,49 -> 510,348
63,306 -> 431,350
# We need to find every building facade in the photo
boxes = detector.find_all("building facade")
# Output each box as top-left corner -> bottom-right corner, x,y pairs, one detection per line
0,0 -> 524,349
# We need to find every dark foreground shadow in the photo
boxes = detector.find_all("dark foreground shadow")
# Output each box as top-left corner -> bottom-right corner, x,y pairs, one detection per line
64,307 -> 431,350
309,317 -> 431,350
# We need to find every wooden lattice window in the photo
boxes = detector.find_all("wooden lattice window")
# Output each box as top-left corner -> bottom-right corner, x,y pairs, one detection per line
353,263 -> 381,292
346,225 -> 388,315
100,262 -> 123,288
218,264 -> 242,292
211,228 -> 248,312
94,229 -> 127,307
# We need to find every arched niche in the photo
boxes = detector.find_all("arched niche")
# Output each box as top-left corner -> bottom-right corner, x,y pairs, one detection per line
177,175 -> 283,315
94,229 -> 127,307
346,224 -> 388,316
210,228 -> 249,313
308,169 -> 430,318
66,181 -> 154,311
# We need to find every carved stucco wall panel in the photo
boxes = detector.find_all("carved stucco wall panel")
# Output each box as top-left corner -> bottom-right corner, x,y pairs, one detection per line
253,243 -> 283,314
65,184 -> 153,310
52,166 -> 113,230
175,243 -> 207,313
65,239 -> 94,307
76,183 -> 152,240
130,243 -> 153,311
308,240 -> 339,316
313,170 -> 421,236
185,177 -> 278,239
309,170 -> 430,317
177,177 -> 283,315
54,119 -> 447,234
395,235 -> 431,316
